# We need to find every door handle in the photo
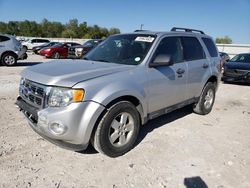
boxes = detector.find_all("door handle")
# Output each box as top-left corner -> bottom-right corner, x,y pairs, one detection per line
203,63 -> 209,69
176,68 -> 185,74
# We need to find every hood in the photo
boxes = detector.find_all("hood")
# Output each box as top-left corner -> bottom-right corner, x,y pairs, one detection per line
225,61 -> 250,71
21,60 -> 134,87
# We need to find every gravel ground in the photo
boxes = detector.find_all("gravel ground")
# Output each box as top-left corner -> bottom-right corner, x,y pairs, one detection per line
0,54 -> 249,188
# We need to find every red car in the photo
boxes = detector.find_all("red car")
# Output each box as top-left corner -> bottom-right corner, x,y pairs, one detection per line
39,42 -> 80,59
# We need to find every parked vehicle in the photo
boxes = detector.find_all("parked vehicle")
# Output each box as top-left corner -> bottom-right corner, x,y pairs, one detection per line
219,52 -> 230,62
222,53 -> 250,83
39,42 -> 80,59
219,52 -> 230,71
32,42 -> 59,54
68,39 -> 103,59
16,27 -> 221,157
22,38 -> 50,50
0,34 -> 27,66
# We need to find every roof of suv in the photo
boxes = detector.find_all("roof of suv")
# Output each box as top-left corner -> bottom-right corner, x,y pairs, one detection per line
124,27 -> 211,38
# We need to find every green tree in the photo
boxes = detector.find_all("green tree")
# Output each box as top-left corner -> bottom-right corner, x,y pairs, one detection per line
109,28 -> 120,35
216,36 -> 233,44
0,19 -> 121,39
6,21 -> 20,35
0,22 -> 7,33
78,21 -> 88,38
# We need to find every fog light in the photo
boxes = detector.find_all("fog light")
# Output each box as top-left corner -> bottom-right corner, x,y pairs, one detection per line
49,122 -> 67,135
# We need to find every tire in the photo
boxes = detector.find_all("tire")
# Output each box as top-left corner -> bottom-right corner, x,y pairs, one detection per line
53,52 -> 60,59
1,53 -> 17,66
193,82 -> 216,115
92,101 -> 140,157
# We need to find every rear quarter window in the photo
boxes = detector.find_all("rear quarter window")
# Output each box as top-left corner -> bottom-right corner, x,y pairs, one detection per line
182,37 -> 205,61
0,36 -> 10,42
202,37 -> 218,57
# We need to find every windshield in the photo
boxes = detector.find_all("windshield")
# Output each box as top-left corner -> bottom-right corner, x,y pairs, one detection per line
231,54 -> 250,63
85,34 -> 156,65
52,43 -> 63,47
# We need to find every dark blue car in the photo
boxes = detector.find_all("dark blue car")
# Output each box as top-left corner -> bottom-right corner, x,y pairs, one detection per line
223,53 -> 250,83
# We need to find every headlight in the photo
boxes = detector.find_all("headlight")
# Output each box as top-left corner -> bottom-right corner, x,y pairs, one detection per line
48,87 -> 85,107
76,48 -> 83,51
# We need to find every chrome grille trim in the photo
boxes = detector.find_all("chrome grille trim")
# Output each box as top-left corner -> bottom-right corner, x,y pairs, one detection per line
19,79 -> 47,109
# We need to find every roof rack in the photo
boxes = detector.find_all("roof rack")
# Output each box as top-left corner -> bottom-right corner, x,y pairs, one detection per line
171,27 -> 205,34
134,30 -> 150,32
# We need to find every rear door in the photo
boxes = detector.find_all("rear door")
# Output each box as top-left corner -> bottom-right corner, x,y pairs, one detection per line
181,36 -> 210,99
147,36 -> 188,113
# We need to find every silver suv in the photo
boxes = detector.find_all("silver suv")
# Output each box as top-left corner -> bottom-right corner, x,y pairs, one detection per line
0,34 -> 27,66
16,27 -> 221,157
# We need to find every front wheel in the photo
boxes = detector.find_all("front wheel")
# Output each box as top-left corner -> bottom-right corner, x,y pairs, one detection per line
53,52 -> 60,59
92,101 -> 140,157
193,82 -> 216,115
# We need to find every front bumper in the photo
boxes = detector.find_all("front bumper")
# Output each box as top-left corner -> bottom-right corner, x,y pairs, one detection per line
222,73 -> 250,83
16,96 -> 106,151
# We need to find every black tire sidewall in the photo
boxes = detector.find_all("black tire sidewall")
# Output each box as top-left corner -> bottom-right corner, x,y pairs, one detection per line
199,82 -> 216,114
1,53 -> 17,66
53,52 -> 60,59
94,101 -> 140,157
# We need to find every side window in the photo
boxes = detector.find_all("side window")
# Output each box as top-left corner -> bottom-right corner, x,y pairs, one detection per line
37,39 -> 43,43
0,35 -> 10,42
182,37 -> 205,61
153,37 -> 183,63
42,39 -> 50,43
31,39 -> 36,43
202,37 -> 218,57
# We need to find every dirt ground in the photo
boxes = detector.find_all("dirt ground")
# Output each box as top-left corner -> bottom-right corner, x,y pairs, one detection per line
0,54 -> 249,188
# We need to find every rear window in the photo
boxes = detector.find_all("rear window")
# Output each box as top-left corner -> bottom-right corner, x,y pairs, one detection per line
182,37 -> 205,61
202,37 -> 218,57
0,35 -> 10,42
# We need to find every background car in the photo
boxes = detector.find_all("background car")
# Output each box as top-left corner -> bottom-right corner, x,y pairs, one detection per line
68,39 -> 103,59
219,52 -> 230,62
22,38 -> 50,50
0,34 -> 27,66
219,52 -> 230,72
223,53 -> 250,83
32,42 -> 59,54
39,42 -> 80,59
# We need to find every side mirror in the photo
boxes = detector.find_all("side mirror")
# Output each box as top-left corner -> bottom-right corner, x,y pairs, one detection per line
149,54 -> 173,68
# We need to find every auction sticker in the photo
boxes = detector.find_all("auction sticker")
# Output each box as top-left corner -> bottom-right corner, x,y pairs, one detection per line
135,36 -> 155,43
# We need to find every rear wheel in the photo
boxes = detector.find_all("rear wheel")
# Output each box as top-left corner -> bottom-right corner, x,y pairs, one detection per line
1,53 -> 17,66
193,82 -> 216,115
92,101 -> 140,157
53,52 -> 60,59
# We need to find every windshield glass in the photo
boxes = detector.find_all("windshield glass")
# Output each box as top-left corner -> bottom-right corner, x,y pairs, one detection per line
52,43 -> 63,47
231,54 -> 250,63
85,34 -> 156,65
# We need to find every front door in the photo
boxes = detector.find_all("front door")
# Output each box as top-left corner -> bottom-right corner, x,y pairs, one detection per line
147,36 -> 188,114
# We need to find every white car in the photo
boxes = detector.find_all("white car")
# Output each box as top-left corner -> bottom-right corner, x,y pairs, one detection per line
0,34 -> 27,66
22,38 -> 50,50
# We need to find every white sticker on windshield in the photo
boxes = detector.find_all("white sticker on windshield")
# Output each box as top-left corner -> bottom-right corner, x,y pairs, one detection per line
135,36 -> 155,43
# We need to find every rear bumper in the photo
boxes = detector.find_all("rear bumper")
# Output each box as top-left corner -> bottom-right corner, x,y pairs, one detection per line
16,96 -> 106,151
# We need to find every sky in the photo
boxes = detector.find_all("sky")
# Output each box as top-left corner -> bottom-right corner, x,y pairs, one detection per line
0,0 -> 250,44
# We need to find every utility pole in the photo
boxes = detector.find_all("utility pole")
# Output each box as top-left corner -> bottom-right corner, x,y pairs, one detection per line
140,24 -> 144,30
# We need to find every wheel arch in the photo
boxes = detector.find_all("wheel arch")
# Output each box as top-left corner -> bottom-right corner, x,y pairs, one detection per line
89,95 -> 146,147
206,75 -> 218,90
1,51 -> 18,59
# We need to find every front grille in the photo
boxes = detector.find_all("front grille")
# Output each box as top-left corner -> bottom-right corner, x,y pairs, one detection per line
19,79 -> 47,109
